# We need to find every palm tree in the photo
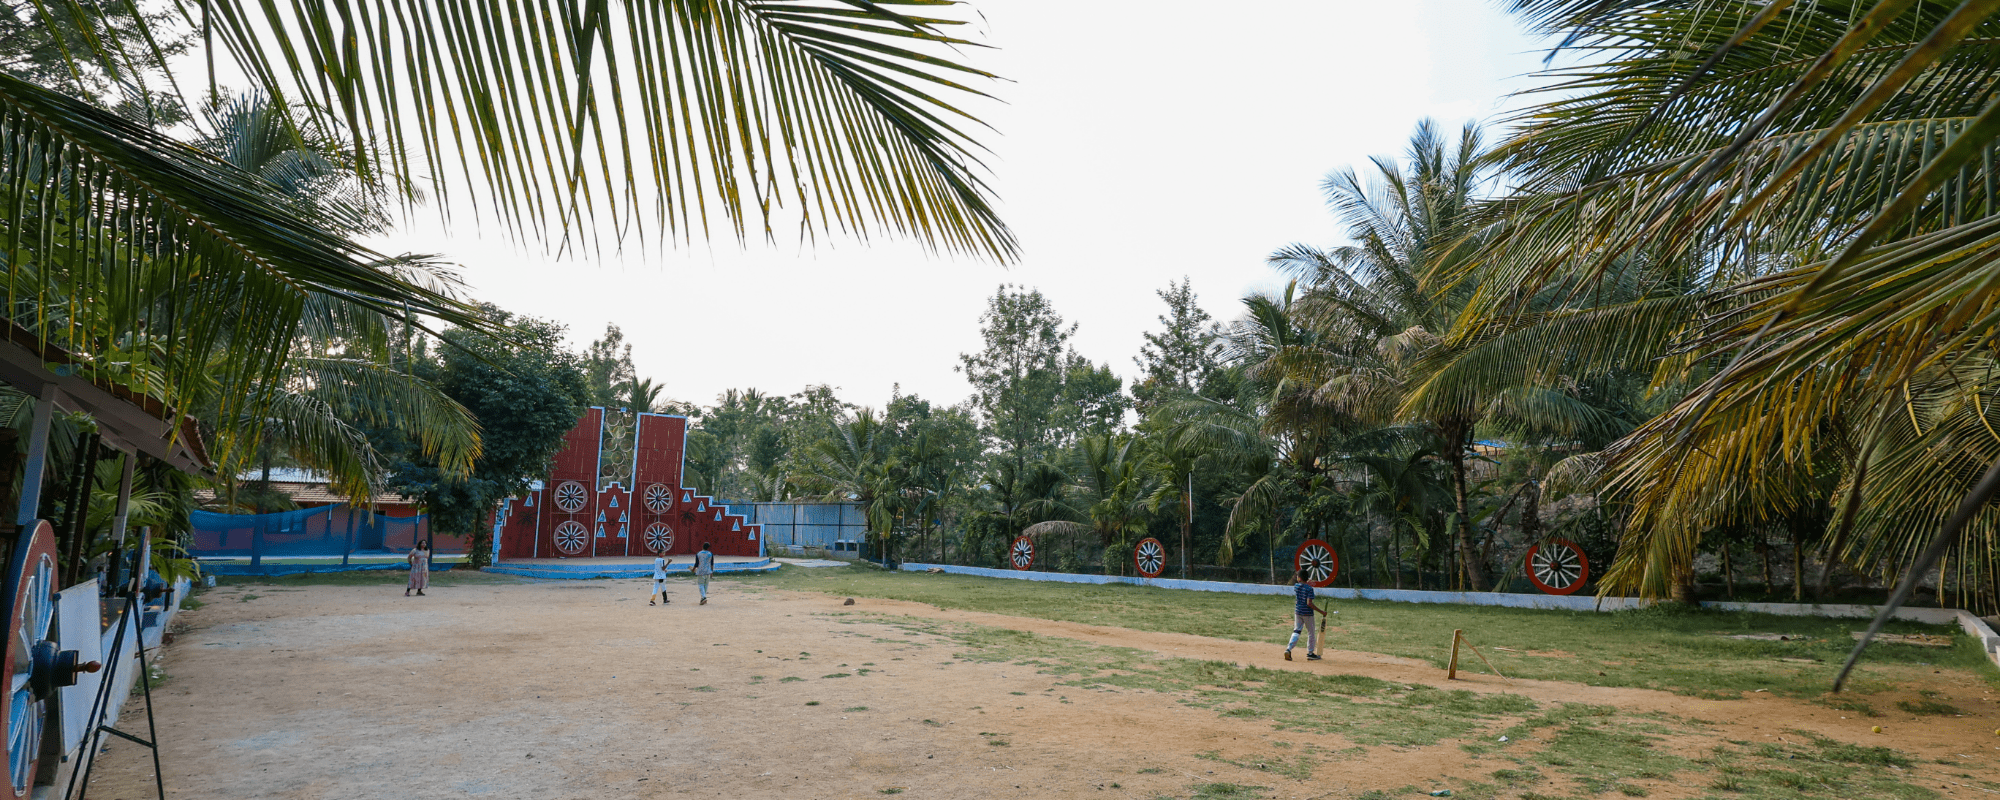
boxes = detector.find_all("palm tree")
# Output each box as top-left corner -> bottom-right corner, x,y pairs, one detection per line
1342,430 -> 1452,590
1267,119 -> 1498,590
1075,434 -> 1153,573
1470,0 -> 2000,674
623,378 -> 666,415
192,93 -> 482,504
797,410 -> 912,561
2,0 -> 1015,468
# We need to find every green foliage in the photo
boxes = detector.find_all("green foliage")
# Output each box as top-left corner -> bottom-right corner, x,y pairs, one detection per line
582,325 -> 637,410
0,0 -> 193,122
959,284 -> 1085,475
1133,277 -> 1227,414
376,308 -> 588,566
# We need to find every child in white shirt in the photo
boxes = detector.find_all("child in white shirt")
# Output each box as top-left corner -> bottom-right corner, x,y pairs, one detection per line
650,556 -> 671,605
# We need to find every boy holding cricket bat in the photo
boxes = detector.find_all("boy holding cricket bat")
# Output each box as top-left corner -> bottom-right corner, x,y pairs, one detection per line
1285,569 -> 1325,661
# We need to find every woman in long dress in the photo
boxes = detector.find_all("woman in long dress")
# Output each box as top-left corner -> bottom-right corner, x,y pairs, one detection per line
406,543 -> 430,597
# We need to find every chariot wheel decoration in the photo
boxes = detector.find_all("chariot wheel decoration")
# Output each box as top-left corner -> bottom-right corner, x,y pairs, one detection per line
1009,536 -> 1035,570
552,521 -> 589,555
3,522 -> 57,798
644,523 -> 674,554
552,480 -> 589,513
1133,537 -> 1166,579
1293,538 -> 1339,587
643,483 -> 673,514
1524,538 -> 1589,595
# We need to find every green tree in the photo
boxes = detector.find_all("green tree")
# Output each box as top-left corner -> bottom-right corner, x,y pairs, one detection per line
1132,277 -> 1224,413
381,308 -> 589,566
583,325 -> 637,409
958,285 -> 1075,478
1055,356 -> 1129,444
0,0 -> 192,123
1266,119 -> 1499,590
195,92 -> 482,509
1470,1 -> 2000,630
1075,434 -> 1153,573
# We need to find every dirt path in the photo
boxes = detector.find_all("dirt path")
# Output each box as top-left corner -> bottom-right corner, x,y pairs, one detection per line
84,579 -> 1999,800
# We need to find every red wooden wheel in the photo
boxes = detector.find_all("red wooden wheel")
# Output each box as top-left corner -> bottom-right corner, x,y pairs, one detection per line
1009,536 -> 1035,570
1293,539 -> 1339,587
1132,538 -> 1166,578
643,523 -> 674,554
1524,538 -> 1590,595
552,520 -> 589,555
552,480 -> 588,513
642,483 -> 673,514
2,521 -> 57,798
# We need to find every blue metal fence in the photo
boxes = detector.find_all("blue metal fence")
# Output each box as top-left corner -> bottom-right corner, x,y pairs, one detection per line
191,506 -> 462,574
720,501 -> 866,554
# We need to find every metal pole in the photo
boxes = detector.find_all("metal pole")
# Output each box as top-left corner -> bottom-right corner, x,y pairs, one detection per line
1181,472 -> 1192,580
15,384 -> 57,528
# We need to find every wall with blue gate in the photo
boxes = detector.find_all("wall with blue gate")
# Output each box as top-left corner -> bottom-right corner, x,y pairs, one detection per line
191,506 -> 464,574
721,501 -> 866,554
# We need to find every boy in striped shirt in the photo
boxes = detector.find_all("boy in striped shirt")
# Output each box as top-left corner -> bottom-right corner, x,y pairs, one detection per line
1285,569 -> 1326,661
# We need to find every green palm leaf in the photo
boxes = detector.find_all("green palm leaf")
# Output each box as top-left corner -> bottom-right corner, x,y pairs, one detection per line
179,0 -> 1014,257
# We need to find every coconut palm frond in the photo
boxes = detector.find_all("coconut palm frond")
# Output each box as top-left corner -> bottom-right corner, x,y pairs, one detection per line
288,356 -> 482,477
0,74 -> 488,431
172,0 -> 1016,258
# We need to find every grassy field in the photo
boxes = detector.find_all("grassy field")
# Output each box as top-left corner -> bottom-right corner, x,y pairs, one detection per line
841,612 -> 1964,800
737,564 -> 1998,701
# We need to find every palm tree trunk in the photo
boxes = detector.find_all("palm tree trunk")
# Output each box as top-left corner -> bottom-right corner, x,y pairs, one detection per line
1392,523 -> 1404,590
1792,525 -> 1807,602
1445,427 -> 1490,591
1670,567 -> 1697,604
1722,544 -> 1736,599
1758,538 -> 1773,594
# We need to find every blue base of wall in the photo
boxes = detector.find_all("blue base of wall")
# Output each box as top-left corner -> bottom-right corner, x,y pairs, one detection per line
482,559 -> 779,580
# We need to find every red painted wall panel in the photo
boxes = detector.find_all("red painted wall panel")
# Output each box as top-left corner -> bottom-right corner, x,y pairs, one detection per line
510,408 -> 760,560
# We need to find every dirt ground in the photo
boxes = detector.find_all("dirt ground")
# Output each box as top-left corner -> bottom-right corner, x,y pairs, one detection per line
86,576 -> 2000,800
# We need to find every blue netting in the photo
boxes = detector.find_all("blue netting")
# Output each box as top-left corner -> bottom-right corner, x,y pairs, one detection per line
191,506 -> 464,573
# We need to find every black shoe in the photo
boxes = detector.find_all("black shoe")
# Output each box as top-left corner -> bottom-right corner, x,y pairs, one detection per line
416,590 -> 425,596
1306,653 -> 1322,661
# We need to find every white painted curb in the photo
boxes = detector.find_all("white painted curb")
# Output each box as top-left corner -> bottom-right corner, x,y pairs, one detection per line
1957,611 -> 2000,670
897,563 -> 1976,627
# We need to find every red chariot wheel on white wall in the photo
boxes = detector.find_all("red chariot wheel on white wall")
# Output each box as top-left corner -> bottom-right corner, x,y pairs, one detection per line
553,480 -> 589,514
1133,537 -> 1166,578
643,483 -> 673,514
1294,539 -> 1339,587
644,523 -> 674,554
1524,538 -> 1589,595
1009,536 -> 1035,570
553,520 -> 589,555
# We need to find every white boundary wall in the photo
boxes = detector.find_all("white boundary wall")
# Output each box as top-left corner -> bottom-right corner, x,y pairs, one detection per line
898,562 -> 2000,670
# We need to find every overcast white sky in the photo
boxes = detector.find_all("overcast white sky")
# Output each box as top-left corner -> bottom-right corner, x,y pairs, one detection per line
368,0 -> 1553,412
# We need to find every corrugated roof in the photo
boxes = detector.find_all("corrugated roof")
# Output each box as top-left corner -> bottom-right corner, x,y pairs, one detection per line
194,482 -> 419,508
